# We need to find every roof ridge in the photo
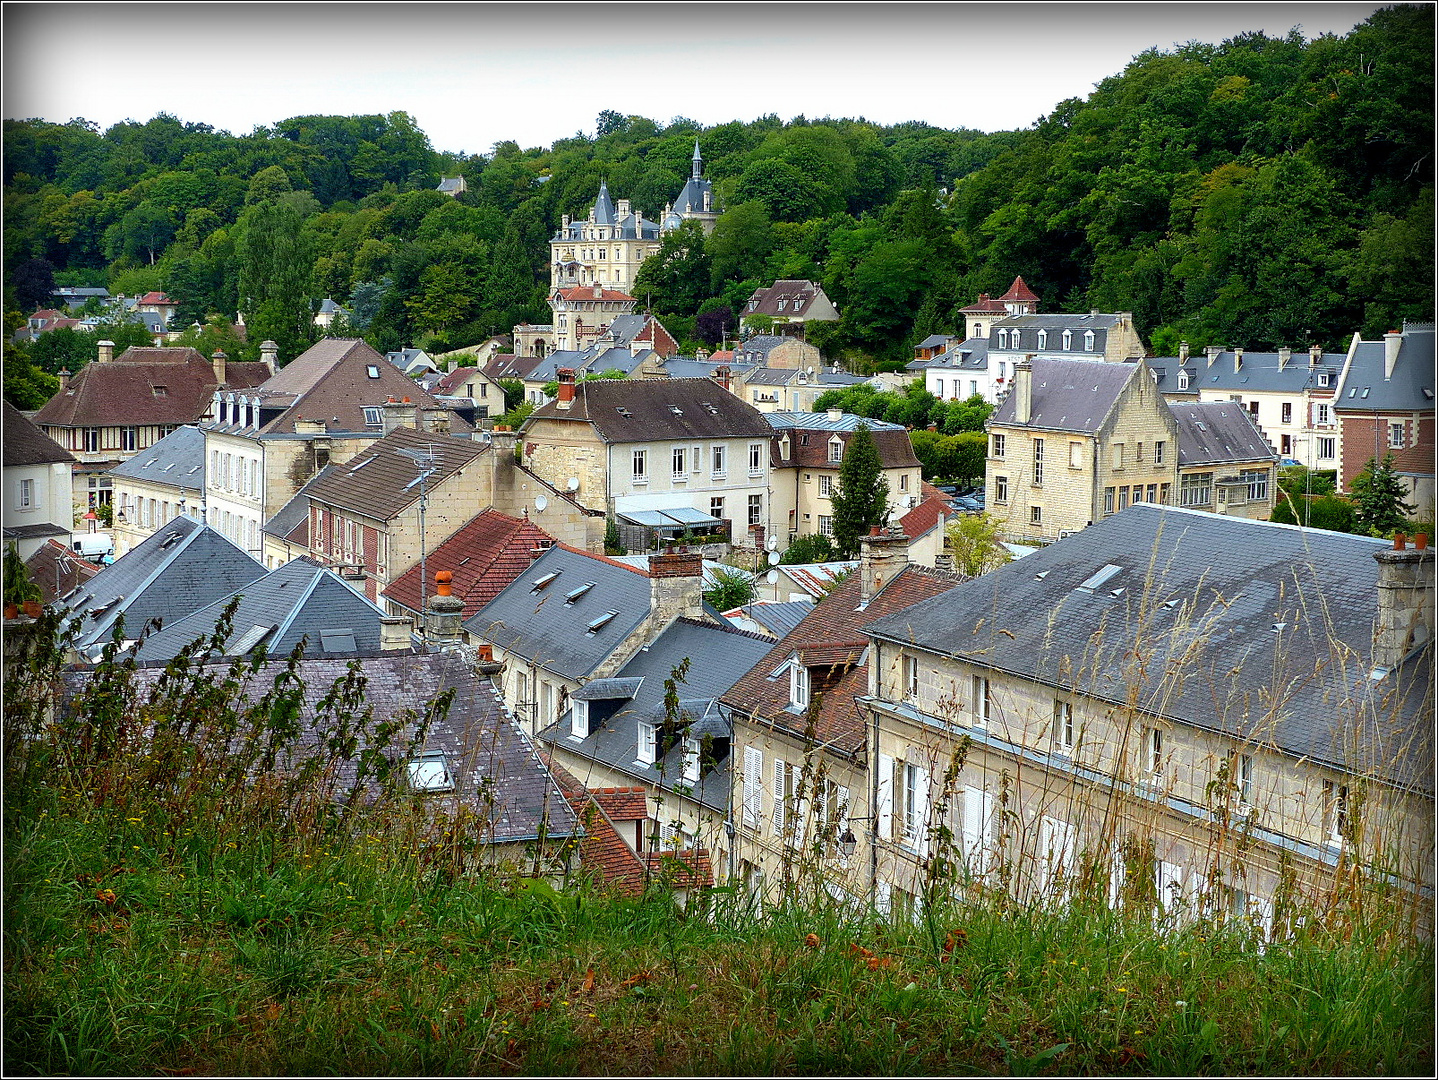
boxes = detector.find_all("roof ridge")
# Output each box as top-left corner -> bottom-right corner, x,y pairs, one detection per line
553,541 -> 650,574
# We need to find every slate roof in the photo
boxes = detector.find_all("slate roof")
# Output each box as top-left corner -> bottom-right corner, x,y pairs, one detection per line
742,281 -> 832,319
1190,348 -> 1344,395
1333,324 -> 1436,414
920,337 -> 990,372
107,653 -> 576,844
722,599 -> 815,638
4,401 -> 75,466
482,353 -> 543,381
862,504 -> 1434,792
383,509 -> 551,619
25,539 -> 102,606
131,556 -> 391,663
1169,401 -> 1278,467
526,346 -> 652,383
661,357 -> 760,380
33,347 -> 268,429
538,618 -> 773,814
990,314 -> 1122,353
733,335 -> 789,362
991,357 -> 1139,434
723,566 -> 963,754
462,543 -> 653,680
527,378 -> 772,442
107,424 -> 206,488
59,515 -> 267,652
301,428 -> 488,522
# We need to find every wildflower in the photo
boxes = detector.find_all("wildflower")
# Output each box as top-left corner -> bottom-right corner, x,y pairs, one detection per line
1175,1000 -> 1188,1008
1115,987 -> 1128,993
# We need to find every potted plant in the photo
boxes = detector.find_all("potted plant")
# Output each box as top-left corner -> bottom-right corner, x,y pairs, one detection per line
4,542 -> 43,618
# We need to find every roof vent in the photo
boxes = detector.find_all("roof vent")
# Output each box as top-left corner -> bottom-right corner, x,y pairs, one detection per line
669,405 -> 683,416
159,531 -> 184,549
1271,622 -> 1287,633
586,610 -> 619,634
1033,570 -> 1050,580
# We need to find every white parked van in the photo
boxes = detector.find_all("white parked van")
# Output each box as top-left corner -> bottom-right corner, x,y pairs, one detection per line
71,533 -> 115,562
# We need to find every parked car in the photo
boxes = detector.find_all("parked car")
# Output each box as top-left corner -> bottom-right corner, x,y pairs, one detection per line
1279,458 -> 1303,469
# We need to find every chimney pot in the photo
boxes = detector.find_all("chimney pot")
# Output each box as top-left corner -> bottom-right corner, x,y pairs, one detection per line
1394,532 -> 1407,551
436,570 -> 453,596
1417,534 -> 1429,551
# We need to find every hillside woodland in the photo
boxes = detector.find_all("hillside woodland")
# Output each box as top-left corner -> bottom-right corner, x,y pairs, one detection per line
3,6 -> 1432,403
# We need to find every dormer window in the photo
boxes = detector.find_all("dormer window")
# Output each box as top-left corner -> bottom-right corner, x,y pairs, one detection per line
637,721 -> 656,766
790,659 -> 810,709
1177,371 -> 1190,390
570,699 -> 590,740
363,407 -> 382,426
997,329 -> 1008,349
1036,329 -> 1047,349
828,438 -> 843,464
1062,330 -> 1072,350
1316,370 -> 1331,388
1084,330 -> 1096,352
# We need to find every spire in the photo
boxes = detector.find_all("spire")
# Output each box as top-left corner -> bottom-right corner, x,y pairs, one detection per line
592,179 -> 616,225
692,139 -> 703,180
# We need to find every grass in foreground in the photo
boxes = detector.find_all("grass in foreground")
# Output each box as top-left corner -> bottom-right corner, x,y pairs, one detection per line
5,783 -> 1432,1077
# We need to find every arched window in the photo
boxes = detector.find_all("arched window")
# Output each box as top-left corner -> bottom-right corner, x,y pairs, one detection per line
1084,330 -> 1095,352
1062,330 -> 1072,350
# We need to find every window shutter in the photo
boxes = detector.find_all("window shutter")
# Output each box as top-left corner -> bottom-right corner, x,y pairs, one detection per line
875,881 -> 892,916
772,759 -> 786,836
1310,401 -> 1322,426
837,785 -> 850,835
962,786 -> 993,873
914,767 -> 931,857
793,789 -> 807,847
1157,861 -> 1185,915
877,754 -> 894,841
1107,841 -> 1126,908
743,746 -> 762,828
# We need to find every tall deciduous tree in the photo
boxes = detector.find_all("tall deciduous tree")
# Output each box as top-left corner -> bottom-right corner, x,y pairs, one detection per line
830,423 -> 890,557
237,197 -> 315,364
945,512 -> 1012,577
633,219 -> 711,316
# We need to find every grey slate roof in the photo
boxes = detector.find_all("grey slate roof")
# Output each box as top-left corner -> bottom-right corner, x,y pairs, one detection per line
661,358 -> 761,380
60,515 -> 267,652
131,556 -> 391,664
1191,349 -> 1344,394
103,653 -> 576,844
862,504 -> 1433,791
990,357 -> 1138,434
108,424 -> 206,488
725,599 -> 815,637
1334,324 -> 1436,414
1170,401 -> 1278,466
462,544 -> 653,680
922,337 -> 990,372
537,618 -> 773,813
527,378 -> 772,442
765,411 -> 905,433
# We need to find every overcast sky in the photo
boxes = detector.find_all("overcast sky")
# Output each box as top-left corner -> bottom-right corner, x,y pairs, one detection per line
4,2 -> 1385,155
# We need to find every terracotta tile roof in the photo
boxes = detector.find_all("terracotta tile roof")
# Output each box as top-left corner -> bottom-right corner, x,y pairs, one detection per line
302,427 -> 489,522
527,378 -> 772,442
433,367 -> 491,396
25,539 -> 101,605
743,280 -> 830,319
773,427 -> 919,470
722,565 -> 962,753
999,275 -> 1040,303
958,293 -> 1009,315
707,350 -> 734,362
593,786 -> 649,821
644,849 -> 713,889
555,286 -> 637,303
382,509 -> 552,618
136,292 -> 174,305
900,491 -> 951,540
633,317 -> 679,357
33,348 -> 268,429
4,401 -> 75,465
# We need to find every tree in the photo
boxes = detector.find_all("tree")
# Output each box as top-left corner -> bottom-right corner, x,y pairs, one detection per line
780,533 -> 836,565
237,198 -> 315,363
12,258 -> 55,312
944,512 -> 1012,577
695,303 -> 736,347
633,219 -> 711,316
702,568 -> 756,612
1350,453 -> 1415,535
830,423 -> 890,558
3,348 -> 60,410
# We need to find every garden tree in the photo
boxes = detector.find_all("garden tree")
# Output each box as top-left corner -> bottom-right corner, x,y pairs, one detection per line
402,235 -> 489,337
633,219 -> 711,316
1270,492 -> 1358,533
829,423 -> 890,558
695,302 -> 735,347
937,394 -> 994,434
167,316 -> 246,360
1350,454 -> 1416,536
12,258 -> 55,312
496,378 -> 525,413
909,430 -> 987,482
2,348 -> 60,410
28,326 -> 105,374
706,201 -> 772,288
780,533 -> 836,565
237,197 -> 315,364
945,512 -> 1013,577
702,567 -> 757,612
1277,466 -> 1338,502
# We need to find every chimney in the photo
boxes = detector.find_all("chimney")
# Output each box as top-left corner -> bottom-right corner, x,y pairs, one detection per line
714,365 -> 731,392
381,396 -> 417,435
593,283 -> 603,300
1309,344 -> 1322,368
827,408 -> 842,422
556,367 -> 577,410
1206,345 -> 1223,366
1276,347 -> 1291,371
561,213 -> 570,230
648,551 -> 705,623
58,369 -> 71,392
1014,358 -> 1033,424
420,407 -> 452,435
1233,348 -> 1243,374
212,348 -> 228,386
1384,330 -> 1402,379
97,339 -> 115,364
426,570 -> 465,646
379,616 -> 413,652
1372,534 -> 1435,671
616,198 -> 630,218
259,340 -> 279,374
1178,341 -> 1189,362
860,525 -> 910,606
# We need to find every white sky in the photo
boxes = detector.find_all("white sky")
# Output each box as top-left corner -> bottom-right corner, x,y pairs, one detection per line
3,2 -> 1385,156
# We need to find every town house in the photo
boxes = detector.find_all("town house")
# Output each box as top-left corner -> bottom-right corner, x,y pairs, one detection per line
108,425 -> 207,557
4,401 -> 78,558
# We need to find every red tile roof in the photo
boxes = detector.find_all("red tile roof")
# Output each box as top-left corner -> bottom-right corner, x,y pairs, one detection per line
634,317 -> 679,358
25,539 -> 101,605
958,293 -> 1008,315
137,292 -> 175,305
382,509 -> 552,618
899,490 -> 951,540
555,286 -> 637,303
999,275 -> 1040,303
593,786 -> 649,821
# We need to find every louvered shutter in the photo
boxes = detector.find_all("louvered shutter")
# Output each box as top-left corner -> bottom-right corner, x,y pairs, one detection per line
772,759 -> 786,836
1107,841 -> 1126,908
1157,861 -> 1185,915
914,767 -> 931,857
743,746 -> 762,828
837,785 -> 850,836
961,785 -> 993,873
877,754 -> 894,841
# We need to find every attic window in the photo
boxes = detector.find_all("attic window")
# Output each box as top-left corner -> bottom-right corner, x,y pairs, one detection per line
319,628 -> 357,653
152,385 -> 167,397
1033,570 -> 1050,580
159,531 -> 184,549
1163,598 -> 1181,609
363,407 -> 382,426
565,581 -> 597,603
88,596 -> 124,620
407,751 -> 454,792
228,623 -> 276,654
531,571 -> 560,592
1075,564 -> 1123,593
366,365 -> 381,378
586,610 -> 619,634
1360,387 -> 1369,398
1424,388 -> 1435,400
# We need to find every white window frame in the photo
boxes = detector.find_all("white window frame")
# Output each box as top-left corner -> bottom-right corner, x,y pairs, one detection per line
632,448 -> 647,481
1323,779 -> 1348,845
1317,436 -> 1335,459
672,446 -> 686,479
1146,727 -> 1164,776
1061,329 -> 1072,350
818,474 -> 833,498
971,675 -> 991,728
1036,329 -> 1047,349
827,438 -> 843,464
1389,421 -> 1406,449
748,443 -> 763,475
1084,329 -> 1095,352
992,433 -> 1006,459
711,445 -> 726,476
1032,438 -> 1045,485
903,654 -> 919,700
1052,699 -> 1074,753
748,493 -> 762,526
994,475 -> 1009,504
790,659 -> 810,709
637,721 -> 656,766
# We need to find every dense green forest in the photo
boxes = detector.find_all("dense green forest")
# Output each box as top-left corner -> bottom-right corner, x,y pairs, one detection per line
3,5 -> 1431,396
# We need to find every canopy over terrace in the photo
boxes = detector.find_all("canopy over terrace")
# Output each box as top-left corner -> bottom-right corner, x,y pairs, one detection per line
615,506 -> 726,549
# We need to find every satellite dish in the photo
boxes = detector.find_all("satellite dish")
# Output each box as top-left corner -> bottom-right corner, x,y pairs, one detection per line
534,495 -> 548,512
807,365 -> 815,375
767,551 -> 780,565
765,569 -> 778,584
566,476 -> 580,491
766,535 -> 779,551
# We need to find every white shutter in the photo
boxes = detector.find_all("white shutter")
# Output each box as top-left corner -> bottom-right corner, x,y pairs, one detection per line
914,767 -> 931,857
1039,816 -> 1076,896
772,759 -> 786,836
1252,895 -> 1274,942
1310,401 -> 1322,426
793,789 -> 807,847
961,785 -> 993,873
876,880 -> 892,916
743,746 -> 762,828
1108,841 -> 1126,908
877,754 -> 894,841
1157,860 -> 1185,914
837,785 -> 850,836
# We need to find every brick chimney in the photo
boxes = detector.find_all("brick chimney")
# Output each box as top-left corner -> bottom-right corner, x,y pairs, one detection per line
426,570 -> 465,646
714,365 -> 731,392
97,339 -> 114,364
212,348 -> 227,386
556,367 -> 576,410
1384,330 -> 1402,380
259,339 -> 279,374
1373,534 -> 1435,671
648,551 -> 705,623
1014,358 -> 1033,424
379,615 -> 413,651
860,524 -> 910,607
381,396 -> 417,435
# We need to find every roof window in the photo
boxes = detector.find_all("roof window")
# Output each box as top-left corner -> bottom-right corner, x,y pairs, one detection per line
366,365 -> 381,378
531,571 -> 560,592
319,628 -> 357,653
407,751 -> 454,792
565,581 -> 597,604
159,531 -> 184,549
1075,564 -> 1123,593
586,610 -> 619,634
152,385 -> 167,397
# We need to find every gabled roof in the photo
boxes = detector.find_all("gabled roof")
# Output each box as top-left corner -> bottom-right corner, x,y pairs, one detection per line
4,401 -> 75,466
742,280 -> 832,319
383,509 -> 551,619
862,505 -> 1433,791
958,292 -> 1010,315
60,516 -> 267,651
110,653 -> 577,843
25,539 -> 101,606
921,337 -> 990,371
462,543 -> 652,680
770,423 -> 920,470
301,428 -> 488,522
772,561 -> 859,599
900,487 -> 952,540
527,378 -> 772,442
723,566 -> 963,753
33,347 -> 268,429
721,599 -> 815,638
991,357 -> 1139,434
1333,324 -> 1436,414
1170,401 -> 1278,467
132,557 -> 391,664
482,353 -> 543,382
107,424 -> 205,487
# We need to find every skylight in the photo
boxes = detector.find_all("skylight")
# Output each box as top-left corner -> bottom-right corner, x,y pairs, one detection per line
565,582 -> 597,603
586,610 -> 619,634
407,752 -> 454,792
531,571 -> 560,592
1075,564 -> 1123,593
159,532 -> 183,549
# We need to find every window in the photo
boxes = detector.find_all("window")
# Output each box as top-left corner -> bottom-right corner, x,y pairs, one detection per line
1052,700 -> 1074,753
1103,487 -> 1115,515
1069,442 -> 1082,468
84,428 -> 100,453
672,446 -> 686,478
934,378 -> 944,398
1145,483 -> 1157,503
711,445 -> 726,475
1281,402 -> 1293,425
1036,329 -> 1047,349
892,759 -> 920,846
903,654 -> 919,700
1323,780 -> 1348,845
1236,753 -> 1253,805
1242,469 -> 1268,502
1317,437 -> 1335,459
1032,438 -> 1045,485
18,478 -> 34,509
1154,440 -> 1166,465
632,448 -> 647,480
1084,329 -> 1095,352
992,433 -> 1006,459
1112,443 -> 1124,469
827,438 -> 843,464
637,722 -> 656,766
407,752 -> 454,792
748,494 -> 762,526
1248,401 -> 1259,417
363,407 -> 382,426
997,329 -> 1008,349
691,445 -> 702,474
971,675 -> 991,728
994,475 -> 1009,504
1135,442 -> 1144,464
1177,371 -> 1190,390
1146,727 -> 1163,775
749,443 -> 764,474
121,427 -> 137,452
682,736 -> 701,784
1030,505 -> 1043,526
818,514 -> 833,536
1160,483 -> 1171,504
710,496 -> 725,521
1314,403 -> 1331,427
772,759 -> 796,837
1316,370 -> 1331,388
1180,472 -> 1212,507
790,661 -> 810,709
818,474 -> 833,497
1117,487 -> 1129,510
1389,422 -> 1406,449
1062,329 -> 1072,350
366,365 -> 380,379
